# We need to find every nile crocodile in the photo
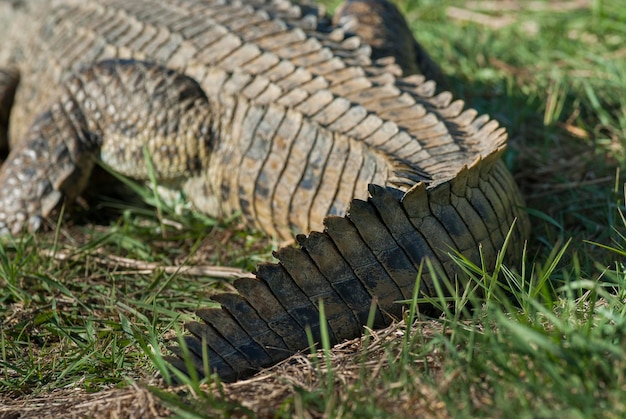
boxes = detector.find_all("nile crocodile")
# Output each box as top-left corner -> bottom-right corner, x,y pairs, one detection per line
0,0 -> 530,382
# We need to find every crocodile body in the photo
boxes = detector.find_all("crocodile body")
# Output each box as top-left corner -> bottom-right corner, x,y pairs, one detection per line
0,0 -> 529,381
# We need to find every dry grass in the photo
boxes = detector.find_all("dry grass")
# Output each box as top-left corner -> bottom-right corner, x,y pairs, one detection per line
0,383 -> 170,419
1,321 -> 449,418
218,321 -> 449,418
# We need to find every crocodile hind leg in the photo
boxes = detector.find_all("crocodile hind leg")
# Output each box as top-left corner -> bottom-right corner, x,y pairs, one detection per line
0,67 -> 19,161
0,59 -> 214,234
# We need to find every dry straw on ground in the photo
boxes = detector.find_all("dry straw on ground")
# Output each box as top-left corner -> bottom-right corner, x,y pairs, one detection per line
1,321 -> 450,418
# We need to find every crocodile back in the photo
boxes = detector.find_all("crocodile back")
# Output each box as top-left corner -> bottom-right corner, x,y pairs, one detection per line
10,0 -> 511,238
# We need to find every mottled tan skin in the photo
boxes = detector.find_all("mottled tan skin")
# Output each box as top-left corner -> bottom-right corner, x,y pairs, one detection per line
0,0 -> 529,381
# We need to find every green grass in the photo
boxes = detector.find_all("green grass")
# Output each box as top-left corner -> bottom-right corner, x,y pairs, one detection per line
2,0 -> 626,417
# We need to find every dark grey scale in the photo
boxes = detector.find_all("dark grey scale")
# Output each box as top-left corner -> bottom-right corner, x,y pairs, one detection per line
427,182 -> 482,255
348,199 -> 422,300
465,179 -> 506,252
478,176 -> 510,247
184,320 -> 254,377
388,163 -> 431,186
448,168 -> 500,264
483,164 -> 522,249
368,184 -> 441,297
181,325 -> 234,373
211,294 -> 291,363
324,216 -> 405,321
296,231 -> 387,327
175,335 -> 236,378
195,307 -> 274,370
401,183 -> 466,282
233,277 -> 311,351
494,161 -> 531,238
256,263 -> 326,345
277,246 -> 358,343
164,347 -> 209,378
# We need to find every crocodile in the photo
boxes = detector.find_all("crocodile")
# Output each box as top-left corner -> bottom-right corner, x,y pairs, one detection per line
0,0 -> 530,382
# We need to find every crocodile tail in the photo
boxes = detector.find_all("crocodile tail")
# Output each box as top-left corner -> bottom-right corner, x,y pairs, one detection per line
166,147 -> 529,382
